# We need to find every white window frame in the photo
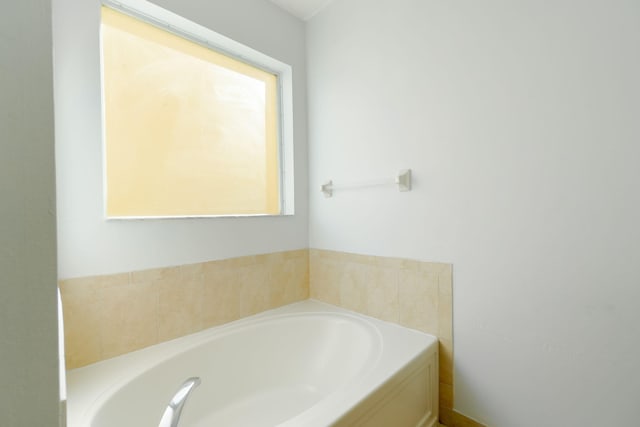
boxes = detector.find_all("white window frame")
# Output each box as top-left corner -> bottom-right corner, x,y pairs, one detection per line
101,0 -> 295,218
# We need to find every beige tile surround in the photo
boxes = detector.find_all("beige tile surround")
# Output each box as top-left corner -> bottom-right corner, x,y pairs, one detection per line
59,249 -> 308,369
60,248 -> 484,427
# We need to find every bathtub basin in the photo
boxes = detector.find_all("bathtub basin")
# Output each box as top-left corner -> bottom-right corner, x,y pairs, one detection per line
66,300 -> 438,427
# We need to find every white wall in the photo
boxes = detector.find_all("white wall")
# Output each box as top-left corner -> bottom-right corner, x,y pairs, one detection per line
53,0 -> 309,279
307,0 -> 640,425
0,1 -> 60,425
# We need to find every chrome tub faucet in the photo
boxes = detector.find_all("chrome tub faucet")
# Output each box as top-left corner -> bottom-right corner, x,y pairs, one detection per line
158,377 -> 201,427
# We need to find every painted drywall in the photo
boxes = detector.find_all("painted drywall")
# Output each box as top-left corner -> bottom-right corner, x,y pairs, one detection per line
307,0 -> 640,425
53,0 -> 309,279
0,1 -> 60,425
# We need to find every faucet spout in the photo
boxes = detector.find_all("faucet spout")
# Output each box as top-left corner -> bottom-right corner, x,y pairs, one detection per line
158,377 -> 201,427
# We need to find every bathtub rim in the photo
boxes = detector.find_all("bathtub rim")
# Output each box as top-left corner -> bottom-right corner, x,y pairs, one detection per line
78,309 -> 385,426
66,299 -> 438,427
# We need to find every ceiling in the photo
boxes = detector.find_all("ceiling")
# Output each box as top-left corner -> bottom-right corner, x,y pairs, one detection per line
269,0 -> 334,21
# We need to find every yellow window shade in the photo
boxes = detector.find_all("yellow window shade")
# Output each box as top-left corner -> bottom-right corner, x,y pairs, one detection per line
101,6 -> 280,217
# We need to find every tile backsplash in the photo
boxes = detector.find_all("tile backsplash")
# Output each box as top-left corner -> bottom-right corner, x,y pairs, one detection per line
60,248 -> 456,422
59,250 -> 308,369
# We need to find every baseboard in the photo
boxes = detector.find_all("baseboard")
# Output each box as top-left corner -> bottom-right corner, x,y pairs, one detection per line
440,407 -> 487,427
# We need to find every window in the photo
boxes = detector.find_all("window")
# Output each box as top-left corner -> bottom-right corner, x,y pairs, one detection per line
100,3 -> 293,218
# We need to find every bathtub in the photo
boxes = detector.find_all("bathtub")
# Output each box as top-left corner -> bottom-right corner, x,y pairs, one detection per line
66,300 -> 439,427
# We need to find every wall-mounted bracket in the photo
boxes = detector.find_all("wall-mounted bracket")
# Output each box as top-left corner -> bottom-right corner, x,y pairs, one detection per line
321,181 -> 333,198
396,169 -> 412,192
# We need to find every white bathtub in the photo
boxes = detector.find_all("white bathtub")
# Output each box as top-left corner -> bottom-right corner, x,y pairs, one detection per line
66,300 -> 439,427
